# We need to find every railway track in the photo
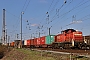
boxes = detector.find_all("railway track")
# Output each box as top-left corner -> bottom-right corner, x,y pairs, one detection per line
36,48 -> 90,54
23,47 -> 90,58
32,48 -> 90,58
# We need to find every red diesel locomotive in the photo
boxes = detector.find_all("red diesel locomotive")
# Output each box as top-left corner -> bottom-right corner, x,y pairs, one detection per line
52,29 -> 89,49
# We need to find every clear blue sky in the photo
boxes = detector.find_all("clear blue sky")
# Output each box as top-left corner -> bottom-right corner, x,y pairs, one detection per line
0,0 -> 90,42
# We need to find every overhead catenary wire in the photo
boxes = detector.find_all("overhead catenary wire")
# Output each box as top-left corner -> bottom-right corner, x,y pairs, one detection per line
5,10 -> 20,30
61,0 -> 90,28
23,0 -> 90,38
28,0 -> 60,37
44,0 -> 90,34
21,0 -> 31,13
31,0 -> 69,36
22,0 -> 28,12
36,0 -> 68,35
5,10 -> 20,37
26,0 -> 66,36
49,0 -> 86,24
47,0 -> 54,11
23,0 -> 31,13
63,14 -> 90,30
48,0 -> 90,27
49,0 -> 60,14
38,0 -> 57,26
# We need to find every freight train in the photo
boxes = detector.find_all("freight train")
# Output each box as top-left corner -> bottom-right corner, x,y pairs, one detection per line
10,29 -> 90,49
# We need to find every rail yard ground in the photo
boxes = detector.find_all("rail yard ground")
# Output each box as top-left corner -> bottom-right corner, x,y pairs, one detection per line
0,47 -> 90,60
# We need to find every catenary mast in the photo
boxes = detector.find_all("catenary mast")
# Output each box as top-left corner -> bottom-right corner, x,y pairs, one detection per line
2,9 -> 6,45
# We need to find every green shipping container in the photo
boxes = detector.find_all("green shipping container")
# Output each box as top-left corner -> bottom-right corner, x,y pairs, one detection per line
45,35 -> 55,44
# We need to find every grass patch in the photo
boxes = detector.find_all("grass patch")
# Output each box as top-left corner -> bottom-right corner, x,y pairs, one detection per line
16,49 -> 55,60
2,48 -> 90,60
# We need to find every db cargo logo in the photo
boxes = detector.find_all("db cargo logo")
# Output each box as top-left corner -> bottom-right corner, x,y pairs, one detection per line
74,34 -> 82,36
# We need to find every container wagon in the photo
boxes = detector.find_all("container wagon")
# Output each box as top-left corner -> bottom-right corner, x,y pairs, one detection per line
30,39 -> 34,48
34,35 -> 55,48
24,39 -> 31,48
45,35 -> 55,48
